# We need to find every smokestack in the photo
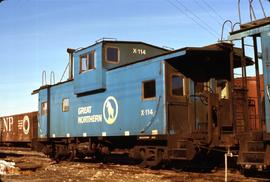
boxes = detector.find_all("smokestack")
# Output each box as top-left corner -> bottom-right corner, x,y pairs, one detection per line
67,48 -> 75,80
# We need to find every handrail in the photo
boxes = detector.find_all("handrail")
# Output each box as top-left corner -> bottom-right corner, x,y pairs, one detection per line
42,71 -> 47,86
60,62 -> 70,82
220,20 -> 233,41
232,22 -> 241,32
238,0 -> 267,24
249,0 -> 256,21
259,0 -> 267,18
50,71 -> 55,85
238,0 -> 242,24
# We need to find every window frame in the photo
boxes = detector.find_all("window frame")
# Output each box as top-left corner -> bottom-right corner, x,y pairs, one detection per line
41,102 -> 47,116
105,46 -> 120,64
142,79 -> 156,101
62,98 -> 70,112
170,73 -> 185,97
79,50 -> 96,74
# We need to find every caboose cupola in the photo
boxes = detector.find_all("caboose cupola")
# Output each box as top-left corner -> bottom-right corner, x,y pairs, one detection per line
73,40 -> 168,95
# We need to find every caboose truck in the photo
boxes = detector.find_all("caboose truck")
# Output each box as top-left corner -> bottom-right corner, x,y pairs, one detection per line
32,39 -> 251,168
229,17 -> 270,171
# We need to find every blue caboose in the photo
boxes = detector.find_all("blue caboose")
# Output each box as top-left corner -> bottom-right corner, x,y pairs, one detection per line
33,40 -> 247,166
34,40 -> 169,139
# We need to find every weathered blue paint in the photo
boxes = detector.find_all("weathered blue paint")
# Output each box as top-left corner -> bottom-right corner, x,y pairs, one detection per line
42,59 -> 165,138
36,41 -> 185,138
38,88 -> 48,138
261,31 -> 270,133
73,43 -> 106,95
49,82 -> 77,137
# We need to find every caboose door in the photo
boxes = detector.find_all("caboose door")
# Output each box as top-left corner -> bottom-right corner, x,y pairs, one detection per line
38,87 -> 50,138
165,62 -> 190,136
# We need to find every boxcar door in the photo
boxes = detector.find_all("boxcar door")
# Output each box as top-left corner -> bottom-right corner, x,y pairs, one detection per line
165,62 -> 190,136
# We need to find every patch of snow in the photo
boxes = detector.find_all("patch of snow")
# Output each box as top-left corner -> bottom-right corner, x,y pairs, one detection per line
0,160 -> 15,175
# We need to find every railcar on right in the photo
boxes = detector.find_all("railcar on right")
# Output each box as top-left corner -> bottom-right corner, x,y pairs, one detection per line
229,16 -> 270,171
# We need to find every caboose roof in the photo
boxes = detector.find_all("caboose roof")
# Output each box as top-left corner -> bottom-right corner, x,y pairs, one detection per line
167,43 -> 253,82
166,43 -> 253,82
109,42 -> 252,82
74,40 -> 168,53
33,41 -> 252,94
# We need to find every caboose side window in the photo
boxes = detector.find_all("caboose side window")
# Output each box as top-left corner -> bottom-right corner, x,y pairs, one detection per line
62,98 -> 69,112
106,47 -> 119,63
171,75 -> 184,96
80,54 -> 88,73
41,102 -> 47,115
142,80 -> 156,100
88,51 -> 95,70
79,51 -> 95,73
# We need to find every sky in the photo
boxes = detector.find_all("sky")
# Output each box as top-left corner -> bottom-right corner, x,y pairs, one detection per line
0,0 -> 269,116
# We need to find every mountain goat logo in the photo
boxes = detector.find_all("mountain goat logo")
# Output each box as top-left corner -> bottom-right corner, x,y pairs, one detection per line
103,96 -> 118,125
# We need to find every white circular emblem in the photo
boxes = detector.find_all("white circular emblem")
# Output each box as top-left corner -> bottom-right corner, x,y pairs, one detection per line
23,115 -> 30,135
103,96 -> 118,125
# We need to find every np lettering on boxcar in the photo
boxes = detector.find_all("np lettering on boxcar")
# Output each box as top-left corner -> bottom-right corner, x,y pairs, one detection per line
0,112 -> 37,143
1,115 -> 30,134
2,117 -> 13,132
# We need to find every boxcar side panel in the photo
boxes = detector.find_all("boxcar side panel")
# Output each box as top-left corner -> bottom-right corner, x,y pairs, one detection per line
0,112 -> 38,142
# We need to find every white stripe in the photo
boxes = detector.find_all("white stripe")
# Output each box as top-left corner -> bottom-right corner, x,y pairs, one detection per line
152,129 -> 158,135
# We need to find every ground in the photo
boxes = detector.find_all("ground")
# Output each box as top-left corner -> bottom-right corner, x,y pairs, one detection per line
0,150 -> 268,182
